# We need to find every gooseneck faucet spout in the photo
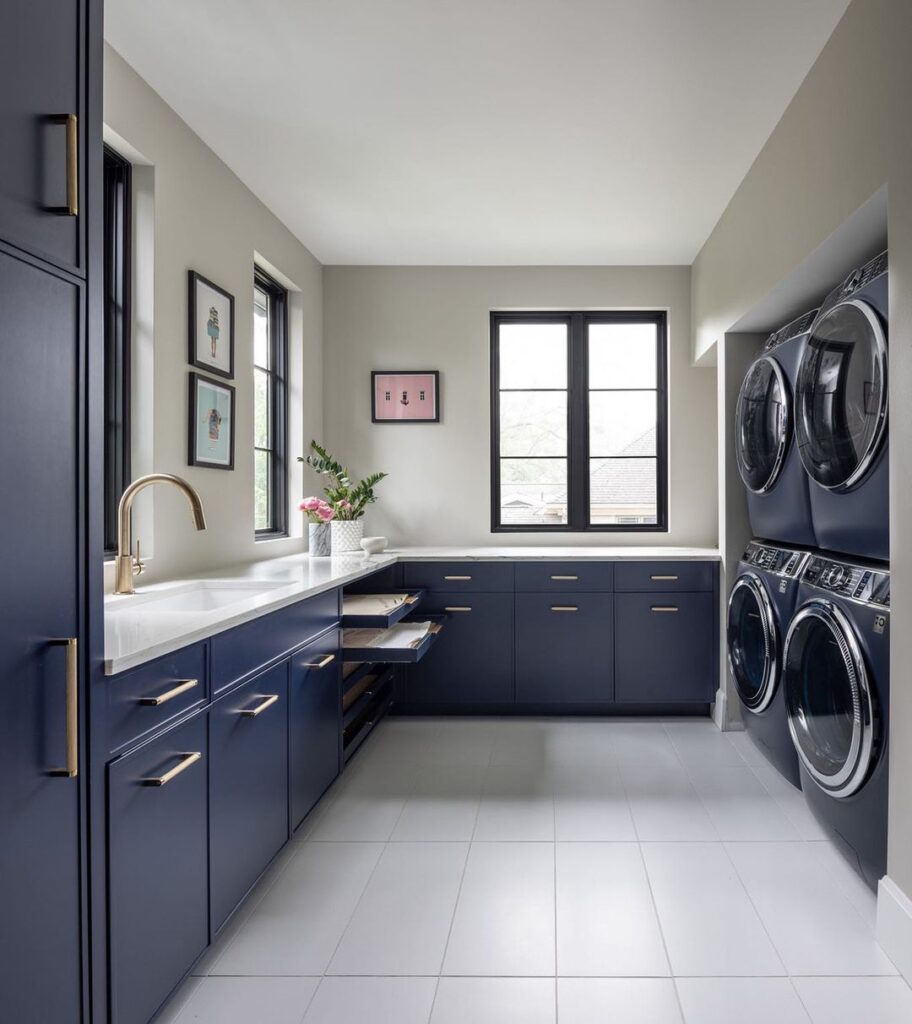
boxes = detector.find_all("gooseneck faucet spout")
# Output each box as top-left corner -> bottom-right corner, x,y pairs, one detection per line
114,473 -> 207,594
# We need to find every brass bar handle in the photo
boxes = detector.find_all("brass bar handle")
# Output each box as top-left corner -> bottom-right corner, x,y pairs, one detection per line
551,574 -> 579,580
444,575 -> 472,581
142,751 -> 202,787
138,678 -> 198,706
650,574 -> 678,581
51,114 -> 78,215
50,638 -> 78,778
651,606 -> 679,613
551,605 -> 579,612
303,653 -> 336,670
240,694 -> 279,718
445,606 -> 472,612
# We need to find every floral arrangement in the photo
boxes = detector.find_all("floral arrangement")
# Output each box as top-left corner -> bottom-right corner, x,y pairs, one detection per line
298,441 -> 387,521
298,496 -> 335,523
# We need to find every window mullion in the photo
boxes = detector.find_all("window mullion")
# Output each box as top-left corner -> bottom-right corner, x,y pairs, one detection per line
568,313 -> 588,530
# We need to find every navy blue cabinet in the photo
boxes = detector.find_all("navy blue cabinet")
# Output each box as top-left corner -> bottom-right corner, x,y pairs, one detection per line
403,593 -> 514,706
290,628 -> 341,830
514,561 -> 614,592
209,662 -> 289,933
108,712 -> 209,1024
515,593 -> 614,703
402,561 -> 514,592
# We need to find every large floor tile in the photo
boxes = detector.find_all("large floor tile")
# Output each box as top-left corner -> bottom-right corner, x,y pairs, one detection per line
685,765 -> 799,841
302,977 -> 437,1024
443,842 -> 555,976
553,763 -> 637,841
791,977 -> 912,1024
675,978 -> 810,1024
473,765 -> 554,841
747,759 -> 833,841
621,762 -> 718,841
328,842 -> 468,975
210,842 -> 383,976
809,835 -> 879,929
489,719 -> 557,767
425,719 -> 498,766
725,842 -> 896,976
430,977 -> 555,1024
642,842 -> 784,976
606,723 -> 682,769
173,977 -> 319,1023
558,978 -> 682,1023
556,843 -> 669,976
664,721 -> 746,771
390,765 -> 485,841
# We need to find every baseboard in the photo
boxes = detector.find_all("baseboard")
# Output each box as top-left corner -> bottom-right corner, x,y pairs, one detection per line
711,685 -> 744,732
877,875 -> 912,982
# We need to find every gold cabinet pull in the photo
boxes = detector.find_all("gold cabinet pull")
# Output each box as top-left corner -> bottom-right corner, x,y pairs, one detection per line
240,694 -> 279,718
303,653 -> 335,670
445,606 -> 472,612
142,751 -> 202,787
139,678 -> 198,706
50,114 -> 78,215
651,606 -> 679,613
444,575 -> 472,581
49,638 -> 78,778
650,574 -> 678,581
404,594 -> 420,605
551,605 -> 578,612
550,574 -> 579,580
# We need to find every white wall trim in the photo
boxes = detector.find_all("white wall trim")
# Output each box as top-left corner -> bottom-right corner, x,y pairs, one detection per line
711,685 -> 743,732
877,875 -> 912,982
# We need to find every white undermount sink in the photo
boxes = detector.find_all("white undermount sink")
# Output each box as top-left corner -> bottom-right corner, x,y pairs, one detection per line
109,579 -> 289,615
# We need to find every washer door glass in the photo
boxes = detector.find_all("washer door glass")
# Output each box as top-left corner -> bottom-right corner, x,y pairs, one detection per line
796,300 -> 887,490
727,578 -> 775,711
736,357 -> 789,493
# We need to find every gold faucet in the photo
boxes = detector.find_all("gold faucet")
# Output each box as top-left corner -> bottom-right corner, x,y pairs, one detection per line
114,473 -> 207,594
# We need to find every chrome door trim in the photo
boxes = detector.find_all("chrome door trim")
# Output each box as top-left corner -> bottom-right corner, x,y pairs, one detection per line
783,599 -> 875,798
727,572 -> 778,713
735,355 -> 791,494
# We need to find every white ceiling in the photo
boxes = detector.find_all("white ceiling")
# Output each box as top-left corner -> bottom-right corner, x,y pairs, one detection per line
105,0 -> 850,266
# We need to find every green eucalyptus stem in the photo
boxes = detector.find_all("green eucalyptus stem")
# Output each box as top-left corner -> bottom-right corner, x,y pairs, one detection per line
298,440 -> 387,520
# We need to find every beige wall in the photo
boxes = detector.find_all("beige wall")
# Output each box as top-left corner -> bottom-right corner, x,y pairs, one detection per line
323,266 -> 717,548
103,45 -> 323,582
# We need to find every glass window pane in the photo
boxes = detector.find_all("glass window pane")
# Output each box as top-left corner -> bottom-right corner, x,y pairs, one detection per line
589,391 -> 657,457
500,458 -> 567,525
590,458 -> 657,525
499,322 -> 567,389
254,449 -> 271,530
500,391 -> 567,457
254,367 -> 271,449
589,322 -> 657,389
253,286 -> 270,368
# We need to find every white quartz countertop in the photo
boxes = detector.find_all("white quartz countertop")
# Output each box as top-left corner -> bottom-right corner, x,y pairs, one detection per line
104,544 -> 720,675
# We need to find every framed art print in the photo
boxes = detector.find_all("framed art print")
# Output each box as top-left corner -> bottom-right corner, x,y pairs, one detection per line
189,270 -> 235,379
189,372 -> 235,470
371,370 -> 440,423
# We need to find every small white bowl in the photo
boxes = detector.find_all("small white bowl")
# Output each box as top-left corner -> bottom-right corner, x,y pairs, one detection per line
360,536 -> 388,556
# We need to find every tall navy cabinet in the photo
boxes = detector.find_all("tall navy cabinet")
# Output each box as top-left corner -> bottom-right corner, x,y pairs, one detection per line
0,2 -> 102,1022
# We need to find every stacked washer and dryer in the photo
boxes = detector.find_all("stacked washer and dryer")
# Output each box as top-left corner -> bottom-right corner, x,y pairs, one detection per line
728,250 -> 890,888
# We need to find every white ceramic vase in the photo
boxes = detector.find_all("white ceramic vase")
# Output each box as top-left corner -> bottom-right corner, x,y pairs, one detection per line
308,522 -> 332,557
331,519 -> 364,553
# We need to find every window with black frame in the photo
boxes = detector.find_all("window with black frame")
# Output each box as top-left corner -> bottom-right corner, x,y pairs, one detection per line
490,311 -> 667,532
253,268 -> 288,537
103,146 -> 132,555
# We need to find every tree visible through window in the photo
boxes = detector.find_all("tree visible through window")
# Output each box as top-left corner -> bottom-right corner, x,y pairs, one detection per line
253,269 -> 287,536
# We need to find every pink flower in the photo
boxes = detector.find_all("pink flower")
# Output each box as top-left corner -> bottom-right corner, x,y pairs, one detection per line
338,499 -> 352,510
317,504 -> 335,521
299,496 -> 321,512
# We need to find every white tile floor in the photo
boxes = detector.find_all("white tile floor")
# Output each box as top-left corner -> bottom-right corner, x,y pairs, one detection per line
156,717 -> 912,1024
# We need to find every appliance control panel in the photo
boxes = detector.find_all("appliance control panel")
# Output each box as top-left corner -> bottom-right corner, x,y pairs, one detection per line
801,555 -> 890,607
744,542 -> 807,578
763,308 -> 819,351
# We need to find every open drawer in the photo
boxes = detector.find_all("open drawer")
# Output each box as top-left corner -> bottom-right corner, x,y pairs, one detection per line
341,590 -> 424,629
342,617 -> 443,664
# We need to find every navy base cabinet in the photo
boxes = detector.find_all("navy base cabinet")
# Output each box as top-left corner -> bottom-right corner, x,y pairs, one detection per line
209,662 -> 289,933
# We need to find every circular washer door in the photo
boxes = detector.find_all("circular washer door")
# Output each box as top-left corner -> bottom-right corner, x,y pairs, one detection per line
727,573 -> 778,713
735,356 -> 790,493
783,599 -> 876,797
796,299 -> 888,491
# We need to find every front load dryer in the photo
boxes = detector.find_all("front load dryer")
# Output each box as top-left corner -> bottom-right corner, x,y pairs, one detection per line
727,540 -> 807,787
783,553 -> 890,888
735,310 -> 819,547
795,250 -> 889,560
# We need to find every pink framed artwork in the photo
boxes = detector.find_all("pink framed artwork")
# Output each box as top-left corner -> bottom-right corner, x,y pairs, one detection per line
371,371 -> 440,422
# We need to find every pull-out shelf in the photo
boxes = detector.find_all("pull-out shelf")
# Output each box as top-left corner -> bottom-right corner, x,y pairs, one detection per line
342,617 -> 443,664
341,591 -> 424,629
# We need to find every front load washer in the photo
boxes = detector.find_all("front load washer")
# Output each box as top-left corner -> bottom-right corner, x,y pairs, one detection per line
783,553 -> 890,888
735,309 -> 819,547
795,250 -> 889,560
728,540 -> 808,787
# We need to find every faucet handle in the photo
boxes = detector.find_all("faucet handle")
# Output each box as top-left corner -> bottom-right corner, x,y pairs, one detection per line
133,540 -> 146,577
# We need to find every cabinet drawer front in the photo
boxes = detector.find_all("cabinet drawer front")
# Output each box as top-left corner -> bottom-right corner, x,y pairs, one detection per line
210,662 -> 289,933
615,561 -> 715,592
514,561 -> 614,592
614,592 -> 714,703
108,713 -> 209,1024
402,561 -> 514,592
211,589 -> 340,694
107,643 -> 207,754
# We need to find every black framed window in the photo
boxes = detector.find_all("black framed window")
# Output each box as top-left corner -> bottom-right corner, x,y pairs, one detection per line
490,311 -> 668,532
103,146 -> 132,555
253,268 -> 288,537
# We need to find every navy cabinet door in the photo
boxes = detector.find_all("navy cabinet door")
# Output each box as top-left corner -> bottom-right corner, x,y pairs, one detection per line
614,592 -> 715,703
404,592 -> 514,705
0,249 -> 83,1022
210,661 -> 289,933
290,629 -> 341,830
515,593 -> 614,703
108,713 -> 209,1024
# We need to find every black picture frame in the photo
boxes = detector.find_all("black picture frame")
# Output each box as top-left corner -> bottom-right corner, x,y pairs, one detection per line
188,371 -> 236,470
371,370 -> 441,423
188,270 -> 235,379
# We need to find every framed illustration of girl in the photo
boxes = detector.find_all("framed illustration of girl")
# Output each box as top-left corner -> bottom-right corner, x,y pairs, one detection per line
189,270 -> 235,379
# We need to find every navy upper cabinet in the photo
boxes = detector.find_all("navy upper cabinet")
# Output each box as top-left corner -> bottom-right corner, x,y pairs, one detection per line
0,1 -> 85,275
210,662 -> 289,933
